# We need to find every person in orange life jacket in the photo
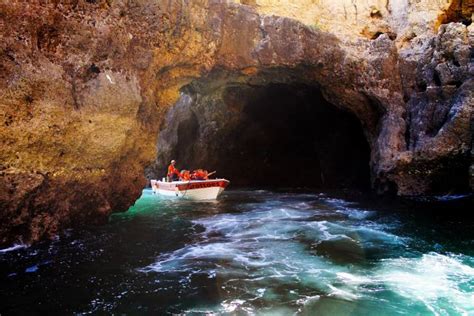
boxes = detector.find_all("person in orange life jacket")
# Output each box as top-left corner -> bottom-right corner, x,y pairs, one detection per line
167,160 -> 180,181
191,169 -> 208,180
180,170 -> 191,181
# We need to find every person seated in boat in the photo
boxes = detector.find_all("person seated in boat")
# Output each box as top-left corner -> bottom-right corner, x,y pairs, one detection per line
191,169 -> 209,180
179,170 -> 191,181
167,160 -> 180,182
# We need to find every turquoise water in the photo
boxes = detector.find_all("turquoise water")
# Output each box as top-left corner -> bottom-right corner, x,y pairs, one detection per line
1,189 -> 473,315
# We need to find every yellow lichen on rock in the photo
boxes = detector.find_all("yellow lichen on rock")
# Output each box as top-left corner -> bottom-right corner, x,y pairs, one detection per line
234,0 -> 467,41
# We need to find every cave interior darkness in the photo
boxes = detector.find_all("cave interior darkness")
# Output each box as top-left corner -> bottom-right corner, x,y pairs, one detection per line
154,83 -> 372,191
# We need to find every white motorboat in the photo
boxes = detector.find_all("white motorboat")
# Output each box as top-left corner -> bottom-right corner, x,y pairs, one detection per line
150,179 -> 229,200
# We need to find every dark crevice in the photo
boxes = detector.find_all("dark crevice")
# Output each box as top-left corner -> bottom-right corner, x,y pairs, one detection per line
417,81 -> 427,92
88,63 -> 101,74
403,94 -> 410,103
372,32 -> 384,40
453,80 -> 463,88
433,71 -> 442,86
404,112 -> 411,150
387,32 -> 397,40
370,10 -> 383,19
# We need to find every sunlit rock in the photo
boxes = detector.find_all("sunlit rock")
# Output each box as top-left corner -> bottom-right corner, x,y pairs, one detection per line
0,0 -> 472,245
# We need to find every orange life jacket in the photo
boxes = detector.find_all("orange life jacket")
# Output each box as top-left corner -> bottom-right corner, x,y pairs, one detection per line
192,169 -> 208,180
180,170 -> 191,181
167,164 -> 179,176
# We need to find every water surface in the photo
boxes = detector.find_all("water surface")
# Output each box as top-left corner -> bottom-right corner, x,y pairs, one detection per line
1,189 -> 473,315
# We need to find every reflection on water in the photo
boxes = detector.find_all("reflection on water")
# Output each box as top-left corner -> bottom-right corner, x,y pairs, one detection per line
0,189 -> 473,315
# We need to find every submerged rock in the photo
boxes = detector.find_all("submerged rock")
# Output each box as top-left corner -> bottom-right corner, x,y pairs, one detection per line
0,0 -> 472,245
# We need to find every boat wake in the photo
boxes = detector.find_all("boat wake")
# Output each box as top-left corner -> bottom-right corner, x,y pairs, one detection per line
2,190 -> 472,315
137,192 -> 474,314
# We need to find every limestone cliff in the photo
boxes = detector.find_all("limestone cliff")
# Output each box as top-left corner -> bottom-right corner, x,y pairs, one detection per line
0,0 -> 472,246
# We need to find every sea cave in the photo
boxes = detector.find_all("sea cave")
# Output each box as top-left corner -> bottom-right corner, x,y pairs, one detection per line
0,0 -> 473,314
148,82 -> 372,190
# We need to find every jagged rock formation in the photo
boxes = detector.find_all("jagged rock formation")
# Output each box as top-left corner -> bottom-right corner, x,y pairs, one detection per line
0,0 -> 472,245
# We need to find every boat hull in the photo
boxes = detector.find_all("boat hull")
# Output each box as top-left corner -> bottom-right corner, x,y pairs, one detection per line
150,179 -> 229,200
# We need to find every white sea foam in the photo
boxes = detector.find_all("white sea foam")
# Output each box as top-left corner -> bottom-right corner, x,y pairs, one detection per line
321,197 -> 355,207
327,284 -> 361,301
377,253 -> 474,314
141,198 -> 401,282
337,208 -> 376,220
0,243 -> 27,253
139,193 -> 474,315
303,220 -> 342,241
221,299 -> 250,313
336,272 -> 372,285
434,194 -> 470,202
296,294 -> 321,306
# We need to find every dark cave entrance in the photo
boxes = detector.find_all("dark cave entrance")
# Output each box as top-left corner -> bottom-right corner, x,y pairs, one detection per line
150,83 -> 371,191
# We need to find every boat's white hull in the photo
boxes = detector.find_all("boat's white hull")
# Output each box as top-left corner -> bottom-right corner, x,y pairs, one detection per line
150,179 -> 229,200
156,186 -> 225,199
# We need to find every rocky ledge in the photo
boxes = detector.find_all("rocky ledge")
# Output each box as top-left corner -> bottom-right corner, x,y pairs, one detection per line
0,0 -> 472,246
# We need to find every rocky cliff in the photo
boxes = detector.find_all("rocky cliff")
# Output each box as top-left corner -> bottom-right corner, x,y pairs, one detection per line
0,0 -> 472,246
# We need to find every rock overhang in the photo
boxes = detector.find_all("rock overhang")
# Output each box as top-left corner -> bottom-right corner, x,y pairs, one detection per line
0,0 -> 472,246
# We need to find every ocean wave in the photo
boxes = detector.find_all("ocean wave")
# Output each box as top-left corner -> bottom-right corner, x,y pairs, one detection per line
0,243 -> 27,254
377,252 -> 474,315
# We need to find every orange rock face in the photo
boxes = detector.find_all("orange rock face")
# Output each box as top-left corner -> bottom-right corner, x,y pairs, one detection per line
0,0 -> 472,245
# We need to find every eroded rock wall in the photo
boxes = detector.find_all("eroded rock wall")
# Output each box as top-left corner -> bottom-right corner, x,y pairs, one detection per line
1,0 -> 472,245
0,0 -> 221,245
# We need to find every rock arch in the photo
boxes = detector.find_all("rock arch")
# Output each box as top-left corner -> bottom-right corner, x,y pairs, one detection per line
0,0 -> 471,245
